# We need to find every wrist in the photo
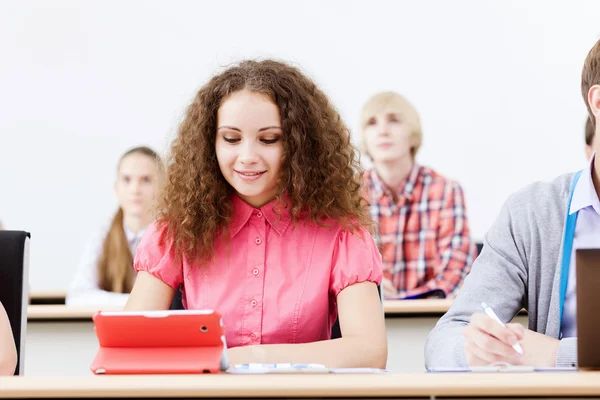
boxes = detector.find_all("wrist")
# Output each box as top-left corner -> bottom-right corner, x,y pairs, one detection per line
547,338 -> 561,367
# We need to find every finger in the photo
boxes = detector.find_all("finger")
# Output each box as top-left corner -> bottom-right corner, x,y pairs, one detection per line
470,312 -> 519,346
506,323 -> 525,340
465,341 -> 494,366
465,337 -> 523,366
465,324 -> 524,360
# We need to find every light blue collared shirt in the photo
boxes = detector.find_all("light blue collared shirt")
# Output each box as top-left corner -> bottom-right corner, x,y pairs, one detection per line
561,154 -> 600,337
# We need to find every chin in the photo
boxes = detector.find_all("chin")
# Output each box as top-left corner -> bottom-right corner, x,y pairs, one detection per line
234,188 -> 265,199
124,208 -> 146,217
372,156 -> 397,164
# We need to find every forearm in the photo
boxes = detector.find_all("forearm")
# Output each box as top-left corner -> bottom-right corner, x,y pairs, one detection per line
0,308 -> 17,375
403,256 -> 471,299
424,324 -> 467,369
0,345 -> 17,376
229,336 -> 387,369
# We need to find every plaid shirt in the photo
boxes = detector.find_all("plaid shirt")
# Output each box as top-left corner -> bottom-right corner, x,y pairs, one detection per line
364,165 -> 475,299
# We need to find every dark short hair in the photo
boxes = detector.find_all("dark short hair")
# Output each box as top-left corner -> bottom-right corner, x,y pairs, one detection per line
586,117 -> 595,146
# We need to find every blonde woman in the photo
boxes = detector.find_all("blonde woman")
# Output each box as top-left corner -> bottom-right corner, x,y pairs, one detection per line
66,147 -> 163,307
360,92 -> 476,300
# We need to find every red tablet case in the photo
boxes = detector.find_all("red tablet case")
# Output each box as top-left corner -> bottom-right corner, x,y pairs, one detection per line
90,310 -> 227,374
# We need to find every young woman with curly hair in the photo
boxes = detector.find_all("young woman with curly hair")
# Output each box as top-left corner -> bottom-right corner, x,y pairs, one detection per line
125,60 -> 387,368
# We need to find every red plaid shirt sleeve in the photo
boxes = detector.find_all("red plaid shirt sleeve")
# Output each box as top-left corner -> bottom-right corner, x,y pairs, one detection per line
403,180 -> 475,298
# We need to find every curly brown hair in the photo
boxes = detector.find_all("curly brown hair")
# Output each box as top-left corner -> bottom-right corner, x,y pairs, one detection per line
159,59 -> 371,263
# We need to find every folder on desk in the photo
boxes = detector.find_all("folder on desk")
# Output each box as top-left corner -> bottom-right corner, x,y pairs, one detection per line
90,310 -> 229,374
388,288 -> 446,300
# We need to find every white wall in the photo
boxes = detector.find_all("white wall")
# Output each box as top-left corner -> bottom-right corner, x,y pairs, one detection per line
1,0 -> 599,291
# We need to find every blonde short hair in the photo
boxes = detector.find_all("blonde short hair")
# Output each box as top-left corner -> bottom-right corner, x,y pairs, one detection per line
359,91 -> 423,159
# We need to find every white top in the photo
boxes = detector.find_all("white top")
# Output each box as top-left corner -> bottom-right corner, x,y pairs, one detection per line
561,153 -> 600,338
65,222 -> 147,307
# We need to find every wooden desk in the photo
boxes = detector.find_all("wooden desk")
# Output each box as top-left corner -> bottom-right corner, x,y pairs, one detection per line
26,300 -> 454,321
0,372 -> 597,398
29,291 -> 67,300
24,303 -> 528,376
384,299 -> 452,315
27,305 -> 120,321
29,291 -> 67,305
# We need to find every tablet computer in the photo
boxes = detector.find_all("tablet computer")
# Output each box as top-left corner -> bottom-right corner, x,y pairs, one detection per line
90,309 -> 229,374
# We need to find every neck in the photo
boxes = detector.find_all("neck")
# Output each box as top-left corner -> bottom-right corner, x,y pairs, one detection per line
373,156 -> 415,192
123,213 -> 153,234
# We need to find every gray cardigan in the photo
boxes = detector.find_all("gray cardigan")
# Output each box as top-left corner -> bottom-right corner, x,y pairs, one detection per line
424,172 -> 578,369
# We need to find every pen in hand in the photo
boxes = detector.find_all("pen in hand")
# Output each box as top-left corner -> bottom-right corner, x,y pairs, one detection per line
481,302 -> 524,355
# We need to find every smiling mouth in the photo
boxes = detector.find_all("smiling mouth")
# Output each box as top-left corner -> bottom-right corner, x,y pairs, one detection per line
235,171 -> 265,176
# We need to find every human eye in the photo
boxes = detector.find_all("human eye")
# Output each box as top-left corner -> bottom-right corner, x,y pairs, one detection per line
260,137 -> 280,145
388,114 -> 401,123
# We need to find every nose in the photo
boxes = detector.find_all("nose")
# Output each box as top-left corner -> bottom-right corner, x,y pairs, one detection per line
238,141 -> 259,165
377,121 -> 390,136
131,180 -> 143,194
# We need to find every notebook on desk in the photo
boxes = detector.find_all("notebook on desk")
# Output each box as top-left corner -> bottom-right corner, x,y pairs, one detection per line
90,309 -> 229,374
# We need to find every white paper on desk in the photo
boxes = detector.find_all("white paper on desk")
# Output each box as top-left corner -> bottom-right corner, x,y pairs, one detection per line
227,366 -> 330,374
428,366 -> 534,373
428,366 -> 578,373
329,368 -> 388,374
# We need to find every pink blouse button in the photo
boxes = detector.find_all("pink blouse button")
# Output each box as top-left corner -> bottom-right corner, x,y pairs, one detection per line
251,300 -> 258,307
257,212 -> 263,218
252,268 -> 259,275
250,333 -> 257,340
255,237 -> 262,245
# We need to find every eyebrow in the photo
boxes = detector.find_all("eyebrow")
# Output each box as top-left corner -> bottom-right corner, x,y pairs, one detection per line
217,126 -> 282,132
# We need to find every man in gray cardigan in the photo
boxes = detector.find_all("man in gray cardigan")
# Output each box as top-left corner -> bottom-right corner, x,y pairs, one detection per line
425,38 -> 600,369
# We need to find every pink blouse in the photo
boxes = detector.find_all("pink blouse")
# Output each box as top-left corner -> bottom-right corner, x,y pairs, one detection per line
134,195 -> 382,348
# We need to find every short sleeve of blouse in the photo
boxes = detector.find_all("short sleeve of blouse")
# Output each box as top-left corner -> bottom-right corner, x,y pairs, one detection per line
329,226 -> 383,297
133,221 -> 183,290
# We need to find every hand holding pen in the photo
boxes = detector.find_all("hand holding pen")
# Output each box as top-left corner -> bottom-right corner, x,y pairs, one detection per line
462,302 -> 525,367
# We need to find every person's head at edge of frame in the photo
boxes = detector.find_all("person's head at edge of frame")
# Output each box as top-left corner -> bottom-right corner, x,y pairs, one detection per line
583,40 -> 600,173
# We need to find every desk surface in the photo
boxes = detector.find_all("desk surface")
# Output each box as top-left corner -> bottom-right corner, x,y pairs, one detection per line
27,300 -> 454,321
29,291 -> 66,300
0,372 -> 597,398
27,305 -> 120,320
